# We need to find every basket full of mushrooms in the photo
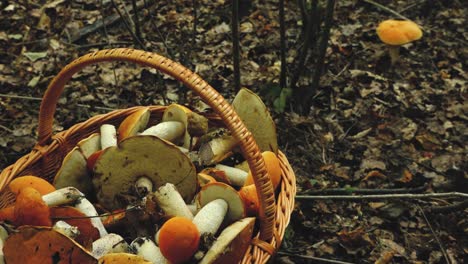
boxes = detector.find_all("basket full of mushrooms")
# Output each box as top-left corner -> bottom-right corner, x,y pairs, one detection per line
0,49 -> 296,264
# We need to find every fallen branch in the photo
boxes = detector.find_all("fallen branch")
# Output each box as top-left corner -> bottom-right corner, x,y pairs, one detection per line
302,185 -> 427,195
425,199 -> 468,214
295,192 -> 468,200
417,205 -> 451,264
361,0 -> 411,21
277,251 -> 355,264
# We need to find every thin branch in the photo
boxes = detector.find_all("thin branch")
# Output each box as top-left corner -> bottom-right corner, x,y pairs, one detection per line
110,0 -> 145,49
291,0 -> 318,89
425,199 -> 468,214
131,0 -> 143,43
303,0 -> 335,110
231,0 -> 241,91
295,192 -> 468,200
417,205 -> 451,264
278,251 -> 355,264
362,0 -> 411,21
0,93 -> 115,111
302,185 -> 427,195
279,0 -> 286,89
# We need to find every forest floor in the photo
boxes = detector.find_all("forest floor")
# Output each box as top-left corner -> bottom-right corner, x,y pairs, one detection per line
0,0 -> 466,263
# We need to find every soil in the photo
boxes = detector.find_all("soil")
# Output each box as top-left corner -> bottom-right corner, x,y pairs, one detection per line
0,0 -> 466,263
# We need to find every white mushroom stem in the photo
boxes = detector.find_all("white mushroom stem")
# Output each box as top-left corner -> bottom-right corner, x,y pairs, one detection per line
187,203 -> 198,216
0,225 -> 8,264
135,176 -> 153,197
140,121 -> 185,143
192,199 -> 228,236
41,187 -> 108,237
131,237 -> 170,264
154,183 -> 194,220
42,187 -> 84,206
199,136 -> 238,165
214,164 -> 248,187
75,197 -> 108,237
92,233 -> 129,259
100,124 -> 117,149
53,220 -> 79,239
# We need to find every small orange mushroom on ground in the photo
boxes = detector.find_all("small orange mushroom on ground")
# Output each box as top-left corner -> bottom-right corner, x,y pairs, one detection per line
376,19 -> 423,65
14,187 -> 52,227
9,175 -> 55,195
158,216 -> 200,264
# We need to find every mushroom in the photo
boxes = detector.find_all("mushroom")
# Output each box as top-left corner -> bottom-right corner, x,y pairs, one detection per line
238,184 -> 260,217
42,187 -> 108,237
9,175 -> 55,195
53,146 -> 94,197
199,133 -> 239,165
92,135 -> 197,210
92,233 -> 129,259
130,237 -> 170,264
376,19 -> 423,65
243,151 -> 282,189
0,225 -> 8,264
77,133 -> 101,158
140,121 -> 185,143
197,173 -> 217,187
52,220 -> 80,239
196,182 -> 245,225
100,124 -> 118,149
213,164 -> 248,187
192,199 -> 228,237
199,217 -> 255,264
158,216 -> 200,264
117,107 -> 151,142
50,206 -> 100,247
14,187 -> 52,227
98,253 -> 152,263
3,226 -> 96,263
232,88 -> 278,154
153,183 -> 194,220
161,104 -> 209,149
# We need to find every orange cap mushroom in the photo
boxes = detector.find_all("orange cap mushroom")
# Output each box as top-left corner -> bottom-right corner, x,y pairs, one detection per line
14,187 -> 52,227
243,151 -> 282,189
376,19 -> 423,64
158,217 -> 200,264
9,175 -> 55,195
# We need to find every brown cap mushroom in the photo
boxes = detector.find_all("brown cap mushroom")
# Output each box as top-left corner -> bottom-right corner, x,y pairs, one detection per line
14,187 -> 52,227
376,19 -> 423,65
117,107 -> 151,142
9,175 -> 55,196
93,135 -> 197,210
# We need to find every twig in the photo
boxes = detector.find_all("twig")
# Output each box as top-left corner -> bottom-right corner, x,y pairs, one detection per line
131,0 -> 143,44
303,0 -> 335,110
362,0 -> 411,21
425,199 -> 468,214
279,0 -> 286,89
0,125 -> 15,134
0,93 -> 115,111
295,192 -> 468,200
290,0 -> 318,89
110,0 -> 145,49
417,205 -> 451,264
231,0 -> 241,91
302,185 -> 427,195
277,251 -> 355,264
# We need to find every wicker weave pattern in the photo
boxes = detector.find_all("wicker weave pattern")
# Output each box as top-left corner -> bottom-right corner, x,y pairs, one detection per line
0,49 -> 296,263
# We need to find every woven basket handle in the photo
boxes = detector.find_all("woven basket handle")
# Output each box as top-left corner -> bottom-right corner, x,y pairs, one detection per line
37,48 -> 276,241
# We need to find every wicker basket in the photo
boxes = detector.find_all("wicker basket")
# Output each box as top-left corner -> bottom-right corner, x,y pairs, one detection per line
0,48 -> 296,263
